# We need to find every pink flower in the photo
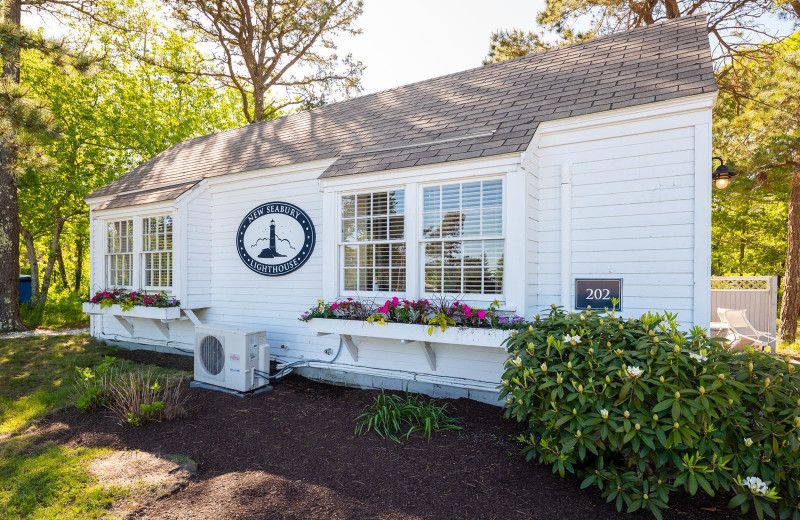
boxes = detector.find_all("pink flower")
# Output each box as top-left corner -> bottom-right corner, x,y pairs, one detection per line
347,297 -> 353,301
477,310 -> 486,320
331,303 -> 339,310
391,296 -> 399,306
378,303 -> 390,314
463,305 -> 472,318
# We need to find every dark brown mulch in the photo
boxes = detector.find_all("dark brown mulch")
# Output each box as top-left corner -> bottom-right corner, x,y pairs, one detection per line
111,348 -> 194,372
39,352 -> 748,520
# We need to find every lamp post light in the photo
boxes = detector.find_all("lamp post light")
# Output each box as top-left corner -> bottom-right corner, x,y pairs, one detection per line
712,156 -> 737,190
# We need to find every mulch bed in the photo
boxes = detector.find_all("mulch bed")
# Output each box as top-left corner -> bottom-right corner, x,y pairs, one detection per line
38,351 -> 750,520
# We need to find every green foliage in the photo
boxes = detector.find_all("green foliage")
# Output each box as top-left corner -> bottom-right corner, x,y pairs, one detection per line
73,359 -> 187,427
20,291 -> 88,329
483,29 -> 555,64
501,305 -> 800,520
355,389 -> 462,443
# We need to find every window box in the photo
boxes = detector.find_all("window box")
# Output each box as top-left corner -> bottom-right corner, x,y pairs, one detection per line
81,302 -> 181,320
306,318 -> 511,349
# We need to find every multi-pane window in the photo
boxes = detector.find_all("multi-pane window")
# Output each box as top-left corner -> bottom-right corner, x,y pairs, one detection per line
422,180 -> 504,295
142,216 -> 173,288
340,190 -> 405,293
106,220 -> 133,287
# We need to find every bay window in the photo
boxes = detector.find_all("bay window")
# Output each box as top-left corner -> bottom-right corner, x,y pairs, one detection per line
106,219 -> 133,287
103,214 -> 174,291
340,190 -> 405,293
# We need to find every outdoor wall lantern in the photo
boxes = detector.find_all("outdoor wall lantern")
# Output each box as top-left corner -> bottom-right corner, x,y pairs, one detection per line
712,156 -> 737,190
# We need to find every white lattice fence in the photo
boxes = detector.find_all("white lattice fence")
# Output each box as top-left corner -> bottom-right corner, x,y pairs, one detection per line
711,276 -> 778,347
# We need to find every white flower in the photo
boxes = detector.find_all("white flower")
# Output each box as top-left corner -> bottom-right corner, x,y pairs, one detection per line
600,409 -> 609,419
540,362 -> 547,372
626,366 -> 643,379
505,396 -> 514,404
502,379 -> 510,387
741,476 -> 769,496
562,334 -> 581,344
511,356 -> 523,367
744,437 -> 753,447
689,352 -> 708,362
562,334 -> 571,343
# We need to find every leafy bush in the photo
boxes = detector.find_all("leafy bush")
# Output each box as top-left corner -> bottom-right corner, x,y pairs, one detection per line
72,356 -> 118,412
500,305 -> 800,520
74,360 -> 187,426
355,389 -> 462,442
21,290 -> 88,329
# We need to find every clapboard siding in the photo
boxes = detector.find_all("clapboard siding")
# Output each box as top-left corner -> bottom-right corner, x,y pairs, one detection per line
184,189 -> 212,308
527,95 -> 713,326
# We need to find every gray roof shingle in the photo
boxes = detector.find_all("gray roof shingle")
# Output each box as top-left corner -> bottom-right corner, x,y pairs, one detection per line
88,15 -> 715,200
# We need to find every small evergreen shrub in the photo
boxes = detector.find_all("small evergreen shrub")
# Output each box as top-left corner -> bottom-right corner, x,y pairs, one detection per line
500,305 -> 800,520
355,389 -> 462,442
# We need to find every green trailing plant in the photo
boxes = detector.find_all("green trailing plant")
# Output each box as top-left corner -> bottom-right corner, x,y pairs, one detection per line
355,389 -> 462,442
501,305 -> 800,520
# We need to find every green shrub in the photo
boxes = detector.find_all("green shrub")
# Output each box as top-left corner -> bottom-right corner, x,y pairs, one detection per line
355,389 -> 461,442
73,359 -> 187,426
500,305 -> 800,520
72,356 -> 118,412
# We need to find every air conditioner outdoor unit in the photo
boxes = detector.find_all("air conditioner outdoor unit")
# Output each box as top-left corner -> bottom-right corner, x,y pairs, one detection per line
193,323 -> 270,394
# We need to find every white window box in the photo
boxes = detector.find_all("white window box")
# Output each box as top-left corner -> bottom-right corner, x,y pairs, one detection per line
82,302 -> 183,339
82,302 -> 181,320
306,318 -> 511,371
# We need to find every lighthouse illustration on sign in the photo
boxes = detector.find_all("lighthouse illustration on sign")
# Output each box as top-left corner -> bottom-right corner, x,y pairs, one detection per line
237,201 -> 316,277
257,219 -> 288,259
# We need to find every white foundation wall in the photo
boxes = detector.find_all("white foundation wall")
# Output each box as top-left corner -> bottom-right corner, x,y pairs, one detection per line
525,94 -> 714,327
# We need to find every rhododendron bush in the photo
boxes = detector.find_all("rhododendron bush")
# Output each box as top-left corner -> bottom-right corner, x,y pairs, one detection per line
89,289 -> 180,311
300,296 -> 526,332
501,305 -> 800,520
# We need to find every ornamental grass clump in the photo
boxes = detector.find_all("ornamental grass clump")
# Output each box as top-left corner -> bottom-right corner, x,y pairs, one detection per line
500,305 -> 800,520
355,389 -> 461,442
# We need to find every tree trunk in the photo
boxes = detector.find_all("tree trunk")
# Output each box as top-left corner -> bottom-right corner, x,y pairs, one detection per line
36,214 -> 65,308
20,227 -> 39,301
778,167 -> 800,342
74,237 -> 84,294
56,244 -> 69,291
0,0 -> 25,332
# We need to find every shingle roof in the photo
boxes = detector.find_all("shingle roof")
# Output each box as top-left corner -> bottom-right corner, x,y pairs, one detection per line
93,181 -> 198,210
88,15 -> 715,200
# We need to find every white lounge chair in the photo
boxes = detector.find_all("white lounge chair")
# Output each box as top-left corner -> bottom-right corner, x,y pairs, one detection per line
717,307 -> 777,353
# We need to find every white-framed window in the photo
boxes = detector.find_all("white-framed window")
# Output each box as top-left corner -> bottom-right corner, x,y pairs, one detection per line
340,190 -> 406,294
106,219 -> 133,287
421,179 -> 504,296
141,215 -> 173,289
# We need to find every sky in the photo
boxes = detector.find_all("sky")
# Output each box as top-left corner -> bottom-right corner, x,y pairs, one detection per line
337,0 -> 547,95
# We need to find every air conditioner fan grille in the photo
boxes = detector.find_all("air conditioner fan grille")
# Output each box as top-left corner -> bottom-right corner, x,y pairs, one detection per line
199,335 -> 224,376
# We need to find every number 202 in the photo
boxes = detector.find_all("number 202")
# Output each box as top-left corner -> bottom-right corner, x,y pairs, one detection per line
586,288 -> 610,300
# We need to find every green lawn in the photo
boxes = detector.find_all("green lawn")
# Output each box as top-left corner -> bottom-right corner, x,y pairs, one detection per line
0,334 -> 184,519
19,291 -> 89,330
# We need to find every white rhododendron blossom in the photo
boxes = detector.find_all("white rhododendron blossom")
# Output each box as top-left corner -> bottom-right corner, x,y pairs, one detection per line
600,409 -> 609,419
689,352 -> 708,362
744,437 -> 753,447
626,366 -> 643,379
562,334 -> 581,344
741,476 -> 769,495
511,356 -> 522,367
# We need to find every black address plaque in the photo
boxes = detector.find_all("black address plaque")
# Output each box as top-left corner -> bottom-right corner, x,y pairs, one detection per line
575,279 -> 622,311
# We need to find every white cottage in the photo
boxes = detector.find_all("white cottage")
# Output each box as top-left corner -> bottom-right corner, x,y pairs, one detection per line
84,16 -> 717,403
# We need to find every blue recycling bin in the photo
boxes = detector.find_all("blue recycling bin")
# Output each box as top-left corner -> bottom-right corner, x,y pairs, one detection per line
19,275 -> 32,303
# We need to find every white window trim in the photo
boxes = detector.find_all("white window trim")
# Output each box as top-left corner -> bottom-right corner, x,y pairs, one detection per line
336,186 -> 408,300
99,211 -> 177,294
322,168 -> 525,312
417,177 -> 506,303
104,219 -> 134,289
141,215 -> 174,292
